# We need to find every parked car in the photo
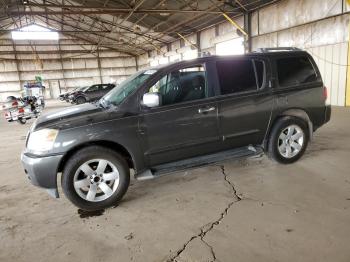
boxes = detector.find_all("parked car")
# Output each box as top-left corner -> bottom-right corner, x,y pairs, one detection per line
69,84 -> 115,104
21,48 -> 331,211
59,86 -> 85,102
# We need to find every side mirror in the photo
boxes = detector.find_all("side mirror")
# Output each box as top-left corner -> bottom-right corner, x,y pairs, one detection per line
142,93 -> 161,108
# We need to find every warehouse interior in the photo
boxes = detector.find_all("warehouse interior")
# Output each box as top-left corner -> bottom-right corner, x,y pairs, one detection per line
1,0 -> 349,106
1,0 -> 350,261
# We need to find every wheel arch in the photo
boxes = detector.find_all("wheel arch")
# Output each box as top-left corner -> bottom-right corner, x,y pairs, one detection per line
57,140 -> 135,173
75,95 -> 87,102
264,108 -> 313,149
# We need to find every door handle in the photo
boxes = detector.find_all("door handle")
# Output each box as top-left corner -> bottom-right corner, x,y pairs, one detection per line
198,107 -> 216,114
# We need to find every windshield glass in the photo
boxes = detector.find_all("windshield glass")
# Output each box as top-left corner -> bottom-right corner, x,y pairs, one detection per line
72,86 -> 88,92
81,86 -> 90,91
102,69 -> 157,106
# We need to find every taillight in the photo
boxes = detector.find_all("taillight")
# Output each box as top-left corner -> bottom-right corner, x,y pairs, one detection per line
323,86 -> 328,100
18,107 -> 24,113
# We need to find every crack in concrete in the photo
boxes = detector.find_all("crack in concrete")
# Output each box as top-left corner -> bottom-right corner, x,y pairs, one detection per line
201,237 -> 216,262
168,165 -> 242,262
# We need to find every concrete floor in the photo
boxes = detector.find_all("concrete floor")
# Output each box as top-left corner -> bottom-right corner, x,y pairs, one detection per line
0,101 -> 349,262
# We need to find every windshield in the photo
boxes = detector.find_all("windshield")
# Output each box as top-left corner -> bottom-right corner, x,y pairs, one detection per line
80,86 -> 90,91
72,86 -> 88,92
102,69 -> 157,106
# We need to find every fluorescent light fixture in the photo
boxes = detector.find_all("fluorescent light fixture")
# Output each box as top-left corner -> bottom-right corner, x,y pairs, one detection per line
12,25 -> 59,40
216,38 -> 244,56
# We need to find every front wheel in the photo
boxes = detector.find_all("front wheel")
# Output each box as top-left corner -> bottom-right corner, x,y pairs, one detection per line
76,97 -> 86,104
267,117 -> 309,164
62,146 -> 130,211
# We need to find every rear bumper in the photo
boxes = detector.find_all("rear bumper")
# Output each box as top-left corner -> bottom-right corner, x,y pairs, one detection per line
324,105 -> 331,124
21,153 -> 63,198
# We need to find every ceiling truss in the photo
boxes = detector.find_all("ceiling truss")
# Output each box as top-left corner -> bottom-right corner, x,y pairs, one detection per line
0,0 -> 279,56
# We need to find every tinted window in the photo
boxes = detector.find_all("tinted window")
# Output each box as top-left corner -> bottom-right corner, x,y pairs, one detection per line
216,59 -> 257,95
147,65 -> 207,106
103,70 -> 156,106
101,85 -> 111,90
277,56 -> 317,87
88,85 -> 99,92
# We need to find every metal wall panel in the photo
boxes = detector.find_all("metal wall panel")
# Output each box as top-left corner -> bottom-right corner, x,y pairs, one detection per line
0,92 -> 22,101
258,0 -> 343,35
307,43 -> 348,106
0,61 -> 18,72
0,82 -> 21,91
200,27 -> 215,49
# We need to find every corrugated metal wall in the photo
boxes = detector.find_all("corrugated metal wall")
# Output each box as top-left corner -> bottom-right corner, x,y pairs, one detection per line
0,36 -> 137,101
307,43 -> 348,106
251,0 -> 349,106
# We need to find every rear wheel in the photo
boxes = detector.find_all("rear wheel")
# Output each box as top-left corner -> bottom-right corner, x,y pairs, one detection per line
267,117 -> 309,164
61,146 -> 130,211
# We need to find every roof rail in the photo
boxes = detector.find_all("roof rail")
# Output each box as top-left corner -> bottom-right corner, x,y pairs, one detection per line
255,47 -> 302,53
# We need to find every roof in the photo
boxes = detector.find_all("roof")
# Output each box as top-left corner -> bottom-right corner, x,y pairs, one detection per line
143,49 -> 309,70
0,0 -> 279,56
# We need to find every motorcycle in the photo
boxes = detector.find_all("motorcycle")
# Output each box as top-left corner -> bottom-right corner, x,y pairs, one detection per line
2,96 -> 43,124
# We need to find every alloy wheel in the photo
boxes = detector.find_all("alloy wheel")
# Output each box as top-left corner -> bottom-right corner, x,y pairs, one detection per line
278,125 -> 304,159
73,159 -> 120,202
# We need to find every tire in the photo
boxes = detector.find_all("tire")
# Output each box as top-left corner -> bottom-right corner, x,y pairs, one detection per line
76,96 -> 86,104
17,118 -> 27,124
267,116 -> 309,164
61,146 -> 130,211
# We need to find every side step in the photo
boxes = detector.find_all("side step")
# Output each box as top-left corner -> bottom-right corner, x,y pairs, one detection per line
135,146 -> 263,181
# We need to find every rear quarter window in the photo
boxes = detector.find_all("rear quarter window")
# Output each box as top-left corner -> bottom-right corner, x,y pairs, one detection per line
276,56 -> 318,87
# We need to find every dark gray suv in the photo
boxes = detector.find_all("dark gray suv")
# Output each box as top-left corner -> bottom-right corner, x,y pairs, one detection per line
21,48 -> 331,211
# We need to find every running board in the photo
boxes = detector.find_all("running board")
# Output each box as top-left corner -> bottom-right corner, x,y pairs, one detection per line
135,146 -> 263,181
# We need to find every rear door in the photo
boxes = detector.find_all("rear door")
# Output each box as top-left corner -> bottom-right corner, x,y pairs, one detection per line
215,57 -> 274,149
271,55 -> 325,126
138,63 -> 221,166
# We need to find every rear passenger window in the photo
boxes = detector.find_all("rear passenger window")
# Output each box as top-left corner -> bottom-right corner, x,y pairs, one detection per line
216,59 -> 258,95
277,56 -> 318,87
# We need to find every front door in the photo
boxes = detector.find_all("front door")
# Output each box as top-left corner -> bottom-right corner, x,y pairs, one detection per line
139,63 -> 221,166
86,85 -> 100,100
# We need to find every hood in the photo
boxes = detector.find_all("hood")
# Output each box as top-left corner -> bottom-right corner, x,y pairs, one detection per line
34,103 -> 103,130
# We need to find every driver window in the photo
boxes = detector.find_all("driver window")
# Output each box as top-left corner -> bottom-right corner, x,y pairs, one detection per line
147,65 -> 207,106
87,85 -> 99,92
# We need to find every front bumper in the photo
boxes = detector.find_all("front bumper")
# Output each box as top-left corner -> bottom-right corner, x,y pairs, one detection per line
21,152 -> 63,198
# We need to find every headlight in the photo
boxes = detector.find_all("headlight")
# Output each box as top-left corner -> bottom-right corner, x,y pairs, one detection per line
27,129 -> 59,153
